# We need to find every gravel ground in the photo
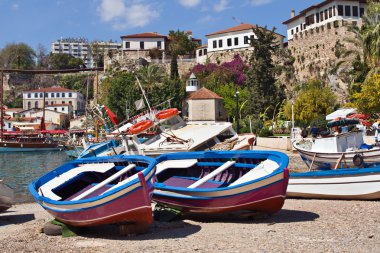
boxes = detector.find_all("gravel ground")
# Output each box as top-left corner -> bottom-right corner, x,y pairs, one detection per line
1,149 -> 379,252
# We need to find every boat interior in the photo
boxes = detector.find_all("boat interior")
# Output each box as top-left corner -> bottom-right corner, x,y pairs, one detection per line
38,161 -> 150,201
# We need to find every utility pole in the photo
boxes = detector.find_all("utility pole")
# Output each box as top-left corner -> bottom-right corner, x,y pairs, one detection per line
235,87 -> 240,134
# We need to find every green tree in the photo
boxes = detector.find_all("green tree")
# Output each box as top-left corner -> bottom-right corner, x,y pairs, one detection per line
47,53 -> 84,69
168,30 -> 198,79
58,74 -> 94,100
284,80 -> 337,122
215,82 -> 250,120
360,1 -> 380,67
136,64 -> 165,93
351,74 -> 380,114
0,43 -> 36,69
245,26 -> 286,119
35,43 -> 48,69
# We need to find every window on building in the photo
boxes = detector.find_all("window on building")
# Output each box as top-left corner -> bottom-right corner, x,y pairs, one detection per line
316,13 -> 320,23
291,29 -> 294,35
353,6 -> 358,17
333,5 -> 336,16
54,108 -> 57,111
234,37 -> 238,46
34,93 -> 38,98
345,5 -> 351,16
360,7 -> 364,17
27,101 -> 31,109
324,9 -> 328,20
51,101 -> 54,105
140,41 -> 144,49
296,27 -> 299,33
244,36 -> 249,44
35,101 -> 38,108
68,93 -> 72,97
62,93 -> 65,97
69,101 -> 72,105
62,101 -> 65,104
203,49 -> 207,55
157,41 -> 162,49
56,93 -> 60,98
320,11 -> 324,21
39,92 -> 43,98
218,39 -> 222,47
213,40 -> 217,48
329,7 -> 332,18
338,5 -> 344,16
198,50 -> 202,56
27,93 -> 31,98
45,101 -> 48,106
51,93 -> 54,98
227,38 -> 232,47
62,107 -> 65,111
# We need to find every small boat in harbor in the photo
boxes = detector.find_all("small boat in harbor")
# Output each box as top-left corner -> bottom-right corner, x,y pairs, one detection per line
153,150 -> 289,214
287,166 -> 380,200
0,180 -> 14,212
29,155 -> 156,227
0,133 -> 62,152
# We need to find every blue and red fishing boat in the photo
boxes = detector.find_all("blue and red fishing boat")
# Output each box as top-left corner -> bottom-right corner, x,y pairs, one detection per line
153,150 -> 289,214
29,155 -> 156,227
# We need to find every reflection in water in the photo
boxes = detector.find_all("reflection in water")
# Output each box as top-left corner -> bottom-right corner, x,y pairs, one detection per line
0,151 -> 70,203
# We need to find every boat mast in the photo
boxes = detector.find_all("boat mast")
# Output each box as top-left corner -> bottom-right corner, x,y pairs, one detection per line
0,70 -> 3,141
135,76 -> 152,114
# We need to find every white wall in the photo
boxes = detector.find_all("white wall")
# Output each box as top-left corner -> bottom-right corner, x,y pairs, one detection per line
207,30 -> 256,53
122,38 -> 166,50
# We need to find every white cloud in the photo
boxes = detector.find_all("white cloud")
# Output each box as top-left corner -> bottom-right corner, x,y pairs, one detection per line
248,0 -> 272,6
198,15 -> 217,23
11,3 -> 19,10
98,0 -> 159,30
179,0 -> 202,8
213,0 -> 229,12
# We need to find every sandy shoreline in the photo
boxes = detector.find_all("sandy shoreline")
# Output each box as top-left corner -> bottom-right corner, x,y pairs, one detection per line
1,199 -> 379,253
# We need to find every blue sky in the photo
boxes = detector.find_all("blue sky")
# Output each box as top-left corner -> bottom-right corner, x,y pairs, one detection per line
0,0 -> 319,51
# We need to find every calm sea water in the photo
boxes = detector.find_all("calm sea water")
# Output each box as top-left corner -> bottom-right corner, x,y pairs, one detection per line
0,151 -> 70,203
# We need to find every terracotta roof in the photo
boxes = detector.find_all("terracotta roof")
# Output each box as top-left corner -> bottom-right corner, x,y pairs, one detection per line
197,44 -> 208,49
121,32 -> 168,39
25,87 -> 75,93
206,23 -> 257,37
283,0 -> 367,24
187,87 -> 223,100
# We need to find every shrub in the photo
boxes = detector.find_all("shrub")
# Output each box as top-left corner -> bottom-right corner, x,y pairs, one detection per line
258,127 -> 273,137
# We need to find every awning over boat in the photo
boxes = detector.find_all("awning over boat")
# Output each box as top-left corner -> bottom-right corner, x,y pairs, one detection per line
325,108 -> 357,121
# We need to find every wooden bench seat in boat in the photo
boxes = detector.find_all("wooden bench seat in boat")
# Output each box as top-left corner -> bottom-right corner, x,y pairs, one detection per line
188,161 -> 236,188
72,164 -> 136,201
39,163 -> 116,201
229,160 -> 279,187
156,159 -> 198,174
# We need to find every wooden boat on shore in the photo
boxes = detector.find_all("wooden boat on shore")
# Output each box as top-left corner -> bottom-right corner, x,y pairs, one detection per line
293,131 -> 380,170
153,150 -> 289,214
287,167 -> 380,200
0,135 -> 61,152
29,155 -> 156,227
0,180 -> 14,212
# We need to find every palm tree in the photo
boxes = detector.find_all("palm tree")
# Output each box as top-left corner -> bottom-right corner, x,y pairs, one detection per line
360,2 -> 380,67
136,64 -> 165,92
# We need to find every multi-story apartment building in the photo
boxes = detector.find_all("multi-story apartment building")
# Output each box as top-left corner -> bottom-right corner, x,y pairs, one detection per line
22,87 -> 85,116
51,38 -> 121,67
283,0 -> 367,41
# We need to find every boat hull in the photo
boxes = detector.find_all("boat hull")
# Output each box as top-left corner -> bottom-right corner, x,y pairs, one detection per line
0,182 -> 14,212
294,144 -> 380,170
287,167 -> 380,200
29,155 -> 156,227
0,142 -> 61,152
153,150 -> 289,214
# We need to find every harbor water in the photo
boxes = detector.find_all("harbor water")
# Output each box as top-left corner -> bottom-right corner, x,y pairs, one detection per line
0,151 -> 70,203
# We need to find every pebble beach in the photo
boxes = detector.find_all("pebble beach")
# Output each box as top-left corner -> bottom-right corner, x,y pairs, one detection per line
1,149 -> 379,252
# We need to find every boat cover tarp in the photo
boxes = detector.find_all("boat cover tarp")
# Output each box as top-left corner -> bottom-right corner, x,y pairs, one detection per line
326,108 -> 357,120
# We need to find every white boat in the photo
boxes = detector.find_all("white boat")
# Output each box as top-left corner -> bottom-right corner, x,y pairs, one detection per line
120,109 -> 255,157
293,131 -> 380,170
0,180 -> 14,212
287,167 -> 380,200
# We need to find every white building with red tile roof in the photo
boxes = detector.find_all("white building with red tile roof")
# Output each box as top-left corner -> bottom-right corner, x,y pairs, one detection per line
283,0 -> 367,41
22,87 -> 85,116
121,32 -> 169,51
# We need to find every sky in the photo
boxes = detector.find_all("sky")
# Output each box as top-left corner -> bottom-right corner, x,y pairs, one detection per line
0,0 -> 321,51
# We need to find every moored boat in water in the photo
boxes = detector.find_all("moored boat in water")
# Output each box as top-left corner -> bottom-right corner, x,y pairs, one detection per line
153,150 -> 289,214
29,155 -> 156,227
